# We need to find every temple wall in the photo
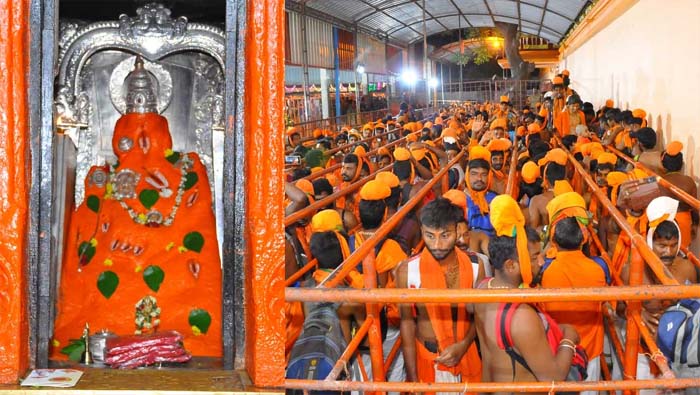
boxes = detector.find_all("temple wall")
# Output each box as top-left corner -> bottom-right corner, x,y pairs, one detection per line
560,0 -> 700,252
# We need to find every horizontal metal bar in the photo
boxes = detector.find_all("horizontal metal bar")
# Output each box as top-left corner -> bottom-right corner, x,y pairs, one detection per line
286,377 -> 700,392
286,284 -> 700,303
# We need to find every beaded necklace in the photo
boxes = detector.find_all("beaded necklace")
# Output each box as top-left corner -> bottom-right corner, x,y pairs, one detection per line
108,153 -> 193,227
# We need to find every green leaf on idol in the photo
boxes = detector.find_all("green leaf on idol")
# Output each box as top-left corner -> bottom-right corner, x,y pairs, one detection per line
139,189 -> 159,209
86,195 -> 100,213
97,271 -> 119,299
188,308 -> 212,334
143,265 -> 165,292
183,172 -> 199,191
166,151 -> 181,165
78,241 -> 96,265
183,231 -> 204,253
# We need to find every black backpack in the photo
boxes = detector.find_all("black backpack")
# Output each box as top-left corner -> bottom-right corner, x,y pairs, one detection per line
286,301 -> 347,395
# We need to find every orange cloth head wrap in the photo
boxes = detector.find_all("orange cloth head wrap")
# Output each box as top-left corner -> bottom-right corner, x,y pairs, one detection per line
375,171 -> 400,188
553,180 -> 574,196
553,76 -> 564,85
605,99 -> 614,108
441,127 -> 459,140
489,195 -> 532,287
410,146 -> 427,162
500,95 -> 510,103
487,138 -> 512,153
490,118 -> 507,130
359,180 -> 392,201
544,148 -> 568,166
393,147 -> 411,161
665,141 -> 683,156
443,189 -> 467,213
545,191 -> 590,248
597,152 -> 617,166
521,161 -> 540,184
527,123 -> 542,133
469,145 -> 491,162
311,209 -> 344,233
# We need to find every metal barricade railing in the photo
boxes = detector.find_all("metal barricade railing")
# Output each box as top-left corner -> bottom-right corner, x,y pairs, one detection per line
290,109 -> 389,139
439,79 -> 550,110
288,107 -> 439,151
284,111 -> 700,393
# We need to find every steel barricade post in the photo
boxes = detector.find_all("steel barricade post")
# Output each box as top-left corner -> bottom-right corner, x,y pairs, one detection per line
623,249 -> 643,394
360,251 -> 386,394
325,316 -> 373,381
505,137 -> 519,197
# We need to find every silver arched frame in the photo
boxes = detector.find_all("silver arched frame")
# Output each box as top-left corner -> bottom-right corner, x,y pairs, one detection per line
44,2 -> 240,368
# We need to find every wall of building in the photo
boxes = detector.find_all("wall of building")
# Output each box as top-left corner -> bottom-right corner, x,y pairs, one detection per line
560,0 -> 700,251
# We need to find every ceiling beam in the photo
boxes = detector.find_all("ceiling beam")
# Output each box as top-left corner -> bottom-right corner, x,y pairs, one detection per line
481,0 -> 498,26
416,0 -> 451,33
448,0 -> 474,28
355,0 -> 424,38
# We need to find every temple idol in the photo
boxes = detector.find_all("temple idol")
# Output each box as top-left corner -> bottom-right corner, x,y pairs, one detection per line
52,57 -> 222,358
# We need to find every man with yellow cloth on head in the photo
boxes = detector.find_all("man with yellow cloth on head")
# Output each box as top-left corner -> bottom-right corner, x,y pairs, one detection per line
537,192 -> 610,394
347,180 -> 408,392
465,145 -> 499,255
286,209 -> 363,361
474,194 -> 582,387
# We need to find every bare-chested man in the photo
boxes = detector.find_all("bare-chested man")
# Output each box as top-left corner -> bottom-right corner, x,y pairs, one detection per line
630,127 -> 663,175
617,197 -> 698,389
396,198 -> 481,394
475,194 -> 580,395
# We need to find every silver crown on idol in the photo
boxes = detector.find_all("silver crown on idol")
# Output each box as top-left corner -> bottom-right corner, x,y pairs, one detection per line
124,56 -> 159,113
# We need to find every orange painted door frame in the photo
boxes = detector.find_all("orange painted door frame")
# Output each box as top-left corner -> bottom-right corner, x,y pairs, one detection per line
243,0 -> 286,387
0,0 -> 30,384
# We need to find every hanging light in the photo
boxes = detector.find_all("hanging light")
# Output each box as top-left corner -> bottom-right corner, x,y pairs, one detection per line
400,69 -> 417,86
428,78 -> 439,88
356,63 -> 366,74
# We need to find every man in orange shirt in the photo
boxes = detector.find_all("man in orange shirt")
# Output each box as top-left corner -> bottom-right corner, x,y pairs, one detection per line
539,192 -> 609,394
554,94 -> 586,136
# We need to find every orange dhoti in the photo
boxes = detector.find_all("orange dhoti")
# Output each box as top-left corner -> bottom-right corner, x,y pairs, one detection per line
415,340 -> 481,395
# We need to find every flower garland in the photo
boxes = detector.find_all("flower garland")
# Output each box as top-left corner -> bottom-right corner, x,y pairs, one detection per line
107,152 -> 193,227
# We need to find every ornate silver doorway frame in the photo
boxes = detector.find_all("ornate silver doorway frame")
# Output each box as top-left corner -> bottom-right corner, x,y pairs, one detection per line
29,1 -> 245,369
